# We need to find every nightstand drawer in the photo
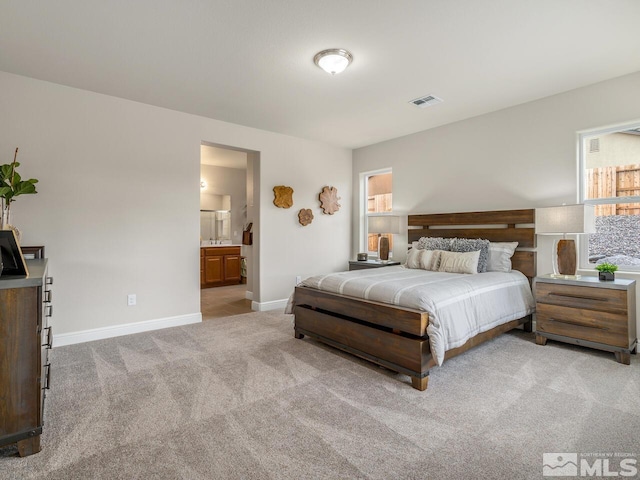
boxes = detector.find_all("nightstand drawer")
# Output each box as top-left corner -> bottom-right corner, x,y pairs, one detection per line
536,282 -> 627,314
536,303 -> 629,347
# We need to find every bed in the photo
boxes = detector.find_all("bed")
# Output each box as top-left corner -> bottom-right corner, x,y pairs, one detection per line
291,209 -> 537,390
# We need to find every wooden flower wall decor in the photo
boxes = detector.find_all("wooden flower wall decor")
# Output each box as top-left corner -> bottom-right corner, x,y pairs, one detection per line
273,186 -> 294,208
319,186 -> 341,215
298,208 -> 313,226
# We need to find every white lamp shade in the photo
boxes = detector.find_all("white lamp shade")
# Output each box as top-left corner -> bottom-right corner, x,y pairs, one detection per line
368,215 -> 402,234
535,204 -> 596,234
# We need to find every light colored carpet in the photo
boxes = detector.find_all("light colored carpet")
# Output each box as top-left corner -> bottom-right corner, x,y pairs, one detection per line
1,311 -> 639,479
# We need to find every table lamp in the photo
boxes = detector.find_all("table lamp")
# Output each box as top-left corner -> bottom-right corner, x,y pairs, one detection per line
368,215 -> 402,262
535,204 -> 596,277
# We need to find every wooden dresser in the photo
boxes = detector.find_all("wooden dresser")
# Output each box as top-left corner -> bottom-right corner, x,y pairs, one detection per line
534,274 -> 637,364
0,259 -> 53,456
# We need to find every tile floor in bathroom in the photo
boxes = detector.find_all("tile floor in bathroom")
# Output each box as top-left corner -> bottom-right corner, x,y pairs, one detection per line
201,283 -> 253,320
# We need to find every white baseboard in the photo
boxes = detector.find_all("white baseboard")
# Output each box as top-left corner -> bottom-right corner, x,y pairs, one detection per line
245,290 -> 253,300
53,312 -> 202,347
251,298 -> 288,312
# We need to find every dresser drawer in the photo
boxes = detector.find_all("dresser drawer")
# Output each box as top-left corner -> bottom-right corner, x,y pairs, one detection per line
536,282 -> 628,314
536,303 -> 629,347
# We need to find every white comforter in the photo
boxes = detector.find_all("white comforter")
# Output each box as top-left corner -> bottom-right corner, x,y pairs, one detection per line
289,266 -> 535,366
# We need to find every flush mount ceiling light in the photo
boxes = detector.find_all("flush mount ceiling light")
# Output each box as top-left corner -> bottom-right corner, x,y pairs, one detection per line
314,49 -> 353,75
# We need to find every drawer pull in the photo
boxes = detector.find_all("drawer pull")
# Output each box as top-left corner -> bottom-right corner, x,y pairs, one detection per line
44,290 -> 52,303
547,318 -> 608,331
42,326 -> 53,349
46,305 -> 53,317
46,276 -> 54,285
43,363 -> 51,390
548,292 -> 607,302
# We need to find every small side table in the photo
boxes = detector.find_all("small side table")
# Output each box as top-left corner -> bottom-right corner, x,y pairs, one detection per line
534,274 -> 637,364
348,260 -> 401,271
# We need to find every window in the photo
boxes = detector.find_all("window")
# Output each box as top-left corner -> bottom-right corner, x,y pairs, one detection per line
363,170 -> 392,257
579,123 -> 640,270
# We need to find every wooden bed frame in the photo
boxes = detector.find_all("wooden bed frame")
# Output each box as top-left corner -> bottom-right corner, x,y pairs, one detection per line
293,208 -> 536,391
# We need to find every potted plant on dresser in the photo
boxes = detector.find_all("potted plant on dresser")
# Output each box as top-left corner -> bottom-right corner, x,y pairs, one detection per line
595,262 -> 618,281
0,147 -> 39,238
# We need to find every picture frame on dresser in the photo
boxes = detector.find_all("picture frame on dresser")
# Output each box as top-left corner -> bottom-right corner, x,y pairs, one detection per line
0,230 -> 28,276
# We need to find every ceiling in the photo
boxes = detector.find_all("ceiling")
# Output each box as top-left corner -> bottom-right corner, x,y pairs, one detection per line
2,1 -> 640,149
201,145 -> 247,169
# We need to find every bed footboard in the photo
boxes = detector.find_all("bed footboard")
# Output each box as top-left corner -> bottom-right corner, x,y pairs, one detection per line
294,305 -> 432,389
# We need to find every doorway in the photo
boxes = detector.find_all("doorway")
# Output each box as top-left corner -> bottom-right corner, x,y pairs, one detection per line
200,143 -> 255,320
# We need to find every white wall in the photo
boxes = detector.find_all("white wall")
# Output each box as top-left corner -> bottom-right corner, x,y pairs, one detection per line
353,70 -> 640,328
0,71 -> 351,339
258,137 -> 352,305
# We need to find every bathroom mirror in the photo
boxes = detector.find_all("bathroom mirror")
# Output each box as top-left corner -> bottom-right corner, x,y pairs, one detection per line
200,210 -> 231,243
200,193 -> 231,244
200,193 -> 230,211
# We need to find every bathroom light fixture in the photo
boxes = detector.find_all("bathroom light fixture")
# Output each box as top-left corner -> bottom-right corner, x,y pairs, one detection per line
314,49 -> 353,75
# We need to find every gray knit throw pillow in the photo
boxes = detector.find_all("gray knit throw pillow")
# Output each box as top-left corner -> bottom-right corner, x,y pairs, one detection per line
451,238 -> 490,273
417,237 -> 453,251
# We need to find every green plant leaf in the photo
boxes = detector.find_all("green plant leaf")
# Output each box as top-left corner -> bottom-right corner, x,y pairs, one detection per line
595,262 -> 618,273
0,164 -> 12,179
13,181 -> 37,196
0,153 -> 39,205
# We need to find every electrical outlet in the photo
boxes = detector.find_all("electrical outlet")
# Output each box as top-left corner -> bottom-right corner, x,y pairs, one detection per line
127,294 -> 136,306
295,276 -> 302,285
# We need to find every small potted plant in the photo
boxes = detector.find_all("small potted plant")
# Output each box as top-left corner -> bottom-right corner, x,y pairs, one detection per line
595,262 -> 618,281
0,148 -> 39,234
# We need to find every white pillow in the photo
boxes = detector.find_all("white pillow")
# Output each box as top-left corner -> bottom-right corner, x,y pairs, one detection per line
420,249 -> 442,271
487,242 -> 518,272
438,250 -> 480,274
405,248 -> 423,269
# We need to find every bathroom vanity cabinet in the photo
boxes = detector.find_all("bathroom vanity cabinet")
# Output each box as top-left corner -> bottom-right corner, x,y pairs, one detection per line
200,246 -> 242,288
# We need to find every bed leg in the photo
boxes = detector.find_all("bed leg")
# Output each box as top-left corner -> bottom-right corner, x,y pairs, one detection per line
17,436 -> 40,457
535,334 -> 547,346
411,376 -> 429,391
523,316 -> 533,333
294,331 -> 304,339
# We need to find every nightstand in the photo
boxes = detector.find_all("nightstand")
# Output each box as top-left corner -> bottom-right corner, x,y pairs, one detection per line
534,275 -> 637,364
348,260 -> 401,271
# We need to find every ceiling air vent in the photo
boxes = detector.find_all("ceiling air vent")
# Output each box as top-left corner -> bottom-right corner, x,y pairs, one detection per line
409,94 -> 443,108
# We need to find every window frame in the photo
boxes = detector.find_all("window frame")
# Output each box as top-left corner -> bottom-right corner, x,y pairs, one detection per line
360,167 -> 392,258
578,121 -> 640,272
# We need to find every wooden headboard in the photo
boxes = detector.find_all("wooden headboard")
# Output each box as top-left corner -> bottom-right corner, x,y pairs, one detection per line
407,209 -> 536,280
